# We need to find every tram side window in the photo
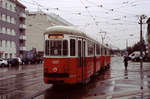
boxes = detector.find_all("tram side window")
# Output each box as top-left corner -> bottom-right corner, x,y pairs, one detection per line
70,39 -> 76,56
78,40 -> 81,57
45,40 -> 49,55
63,40 -> 68,56
96,44 -> 100,55
107,50 -> 110,55
88,41 -> 94,56
101,47 -> 103,56
105,48 -> 107,55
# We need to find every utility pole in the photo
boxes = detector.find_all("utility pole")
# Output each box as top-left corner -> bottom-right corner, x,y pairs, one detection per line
139,14 -> 146,90
139,15 -> 146,66
126,39 -> 128,49
126,39 -> 128,56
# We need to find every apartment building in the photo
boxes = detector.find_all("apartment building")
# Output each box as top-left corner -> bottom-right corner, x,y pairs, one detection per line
26,11 -> 72,52
0,0 -> 26,59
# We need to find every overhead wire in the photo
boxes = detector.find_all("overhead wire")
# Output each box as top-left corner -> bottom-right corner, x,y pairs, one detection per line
20,0 -> 140,25
19,0 -> 149,47
79,0 -> 109,43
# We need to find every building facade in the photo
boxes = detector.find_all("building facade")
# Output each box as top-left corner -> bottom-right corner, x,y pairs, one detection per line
26,11 -> 72,52
146,18 -> 150,58
0,0 -> 26,59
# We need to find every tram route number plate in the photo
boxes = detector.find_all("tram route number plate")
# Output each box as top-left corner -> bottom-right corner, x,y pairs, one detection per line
52,60 -> 59,64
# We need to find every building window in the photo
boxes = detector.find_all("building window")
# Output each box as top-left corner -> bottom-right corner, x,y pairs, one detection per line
14,18 -> 16,24
0,40 -> 2,47
0,0 -> 2,7
12,5 -> 15,12
10,29 -> 12,35
0,53 -> 3,58
10,16 -> 12,23
10,41 -> 12,47
7,16 -> 10,23
2,14 -> 5,21
5,53 -> 8,59
7,41 -> 10,48
0,27 -> 1,33
12,29 -> 15,35
5,40 -> 7,47
10,53 -> 12,58
2,27 -> 5,34
5,3 -> 7,9
5,15 -> 7,21
7,28 -> 10,35
10,5 -> 12,11
11,17 -> 15,24
2,1 -> 5,8
5,27 -> 7,34
0,13 -> 1,20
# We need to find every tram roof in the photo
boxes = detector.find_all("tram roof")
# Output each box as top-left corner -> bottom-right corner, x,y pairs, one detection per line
44,26 -> 110,48
44,26 -> 87,37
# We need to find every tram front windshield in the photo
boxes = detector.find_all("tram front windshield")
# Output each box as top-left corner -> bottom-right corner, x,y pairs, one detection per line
45,40 -> 68,56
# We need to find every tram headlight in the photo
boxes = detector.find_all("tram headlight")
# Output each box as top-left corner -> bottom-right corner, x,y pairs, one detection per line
52,67 -> 58,72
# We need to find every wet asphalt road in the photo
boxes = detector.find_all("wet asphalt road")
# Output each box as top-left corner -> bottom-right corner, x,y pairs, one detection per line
0,57 -> 150,99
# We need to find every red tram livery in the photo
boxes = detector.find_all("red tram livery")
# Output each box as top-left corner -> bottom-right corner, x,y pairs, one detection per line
43,26 -> 111,84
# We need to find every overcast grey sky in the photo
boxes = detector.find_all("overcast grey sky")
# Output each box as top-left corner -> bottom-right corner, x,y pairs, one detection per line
19,0 -> 150,49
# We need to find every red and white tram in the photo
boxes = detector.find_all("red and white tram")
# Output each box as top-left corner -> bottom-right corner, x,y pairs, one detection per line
43,26 -> 111,84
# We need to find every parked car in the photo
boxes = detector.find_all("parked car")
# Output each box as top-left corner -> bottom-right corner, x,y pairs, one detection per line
7,58 -> 19,66
0,58 -> 8,67
129,51 -> 145,62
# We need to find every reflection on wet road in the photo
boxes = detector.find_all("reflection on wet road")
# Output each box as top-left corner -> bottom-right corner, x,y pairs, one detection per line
0,64 -> 50,99
0,57 -> 150,99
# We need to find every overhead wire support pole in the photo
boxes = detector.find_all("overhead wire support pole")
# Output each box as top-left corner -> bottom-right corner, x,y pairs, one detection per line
138,14 -> 146,90
126,39 -> 128,50
139,15 -> 146,67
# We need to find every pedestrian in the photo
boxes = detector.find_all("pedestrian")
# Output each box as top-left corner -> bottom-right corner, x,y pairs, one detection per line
123,56 -> 128,69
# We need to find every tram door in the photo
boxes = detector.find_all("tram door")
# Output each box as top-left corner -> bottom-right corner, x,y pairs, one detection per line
78,39 -> 86,82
